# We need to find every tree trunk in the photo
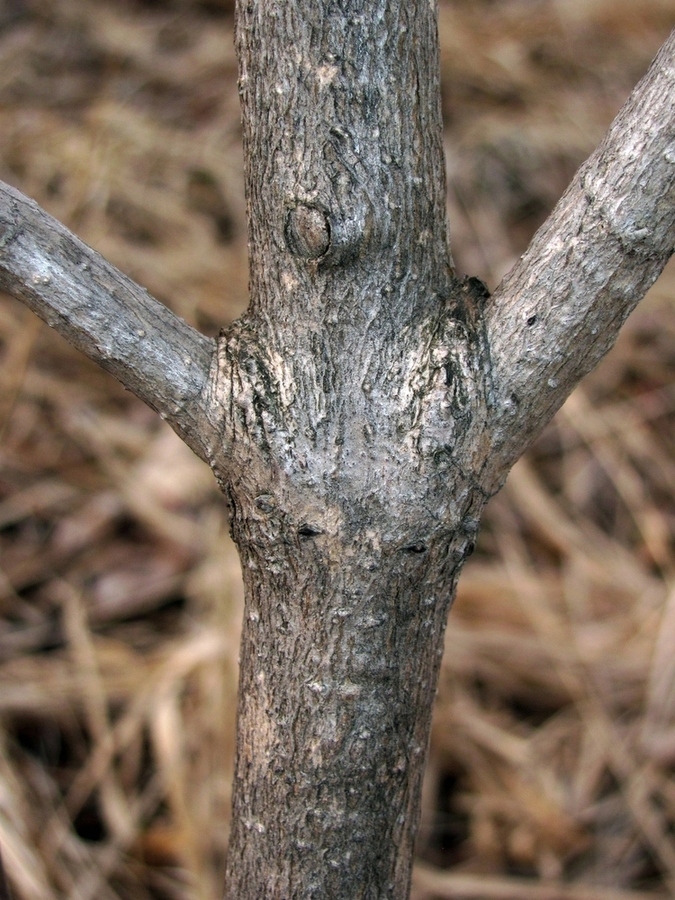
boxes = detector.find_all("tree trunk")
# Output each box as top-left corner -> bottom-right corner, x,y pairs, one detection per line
209,4 -> 492,896
214,307 -> 490,898
0,3 -> 674,899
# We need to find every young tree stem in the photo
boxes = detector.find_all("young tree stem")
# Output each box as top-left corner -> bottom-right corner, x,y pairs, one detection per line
0,7 -> 673,900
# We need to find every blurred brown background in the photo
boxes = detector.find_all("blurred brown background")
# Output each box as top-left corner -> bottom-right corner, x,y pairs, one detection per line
0,1 -> 674,898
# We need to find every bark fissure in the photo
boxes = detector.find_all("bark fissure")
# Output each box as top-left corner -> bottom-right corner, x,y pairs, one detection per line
0,6 -> 674,900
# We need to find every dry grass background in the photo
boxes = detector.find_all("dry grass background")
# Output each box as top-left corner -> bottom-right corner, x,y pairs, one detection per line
0,1 -> 674,898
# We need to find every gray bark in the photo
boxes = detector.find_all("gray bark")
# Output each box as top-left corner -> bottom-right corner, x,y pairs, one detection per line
211,5 -> 490,897
0,5 -> 674,900
484,33 -> 675,482
0,182 -> 217,462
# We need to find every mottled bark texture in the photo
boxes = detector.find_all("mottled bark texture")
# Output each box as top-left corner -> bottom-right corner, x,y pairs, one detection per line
0,3 -> 674,898
207,4 -> 493,897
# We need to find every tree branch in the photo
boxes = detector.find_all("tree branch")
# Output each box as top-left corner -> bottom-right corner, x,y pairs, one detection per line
484,29 -> 675,481
0,181 -> 218,463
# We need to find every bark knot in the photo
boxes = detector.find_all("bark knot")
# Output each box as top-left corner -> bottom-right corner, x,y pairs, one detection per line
286,205 -> 331,260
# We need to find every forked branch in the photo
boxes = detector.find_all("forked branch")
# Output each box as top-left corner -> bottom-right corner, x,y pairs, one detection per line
484,29 -> 675,481
0,181 -> 217,462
